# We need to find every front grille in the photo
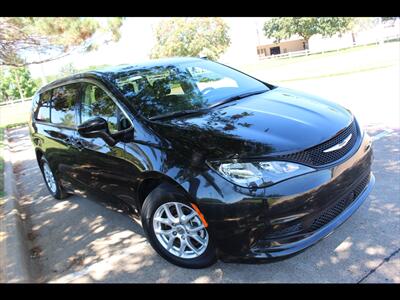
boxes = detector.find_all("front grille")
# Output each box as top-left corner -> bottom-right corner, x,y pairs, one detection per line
309,173 -> 370,232
278,121 -> 358,166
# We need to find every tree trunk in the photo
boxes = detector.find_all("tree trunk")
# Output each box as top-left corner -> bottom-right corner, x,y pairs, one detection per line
351,32 -> 356,46
14,72 -> 25,99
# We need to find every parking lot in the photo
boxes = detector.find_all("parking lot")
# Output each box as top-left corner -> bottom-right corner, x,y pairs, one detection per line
5,64 -> 399,283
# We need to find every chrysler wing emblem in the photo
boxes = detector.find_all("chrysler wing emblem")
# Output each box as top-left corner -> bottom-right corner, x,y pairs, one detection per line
323,134 -> 352,153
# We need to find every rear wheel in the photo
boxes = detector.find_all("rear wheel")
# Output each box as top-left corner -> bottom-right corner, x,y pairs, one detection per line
141,185 -> 217,268
40,157 -> 69,200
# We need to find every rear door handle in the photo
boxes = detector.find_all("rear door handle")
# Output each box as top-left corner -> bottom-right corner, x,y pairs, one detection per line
65,137 -> 84,150
64,137 -> 73,145
74,139 -> 84,151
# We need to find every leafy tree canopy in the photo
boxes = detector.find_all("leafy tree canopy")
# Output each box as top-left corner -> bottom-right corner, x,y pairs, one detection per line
150,17 -> 231,61
42,63 -> 112,84
0,66 -> 39,101
263,17 -> 353,49
0,17 -> 124,67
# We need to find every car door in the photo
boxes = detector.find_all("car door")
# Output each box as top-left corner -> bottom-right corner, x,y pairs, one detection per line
73,81 -> 138,211
37,84 -> 83,192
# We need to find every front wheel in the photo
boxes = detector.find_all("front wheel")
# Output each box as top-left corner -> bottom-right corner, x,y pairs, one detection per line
141,185 -> 217,268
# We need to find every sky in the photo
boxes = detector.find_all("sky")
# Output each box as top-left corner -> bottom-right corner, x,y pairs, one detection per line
28,17 -> 270,80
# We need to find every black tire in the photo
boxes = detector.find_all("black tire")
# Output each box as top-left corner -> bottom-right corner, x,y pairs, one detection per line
39,157 -> 69,200
141,183 -> 217,269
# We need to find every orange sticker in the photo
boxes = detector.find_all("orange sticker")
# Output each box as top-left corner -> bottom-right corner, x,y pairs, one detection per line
190,203 -> 208,228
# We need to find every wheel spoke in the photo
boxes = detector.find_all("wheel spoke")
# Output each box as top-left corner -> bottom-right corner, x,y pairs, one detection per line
190,234 -> 206,246
154,228 -> 173,235
186,239 -> 199,254
179,239 -> 187,257
167,236 -> 175,250
154,217 -> 172,226
184,212 -> 197,223
164,205 -> 178,223
187,224 -> 205,234
175,203 -> 184,220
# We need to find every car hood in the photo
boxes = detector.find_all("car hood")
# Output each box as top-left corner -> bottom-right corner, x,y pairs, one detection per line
149,87 -> 354,160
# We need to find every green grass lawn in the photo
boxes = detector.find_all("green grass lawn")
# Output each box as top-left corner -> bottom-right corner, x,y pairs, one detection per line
242,43 -> 380,70
0,101 -> 31,127
238,41 -> 400,83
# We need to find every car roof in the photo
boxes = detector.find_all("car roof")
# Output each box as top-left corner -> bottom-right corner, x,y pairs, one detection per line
93,57 -> 203,73
37,57 -> 205,94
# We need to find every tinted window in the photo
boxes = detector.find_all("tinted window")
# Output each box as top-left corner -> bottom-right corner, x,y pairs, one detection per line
110,59 -> 269,119
51,84 -> 79,127
80,83 -> 131,134
36,90 -> 52,122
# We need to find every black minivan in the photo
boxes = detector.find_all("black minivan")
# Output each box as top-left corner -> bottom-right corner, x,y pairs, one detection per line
29,57 -> 374,268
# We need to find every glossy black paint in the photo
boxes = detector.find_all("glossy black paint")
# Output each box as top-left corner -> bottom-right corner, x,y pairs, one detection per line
29,57 -> 374,261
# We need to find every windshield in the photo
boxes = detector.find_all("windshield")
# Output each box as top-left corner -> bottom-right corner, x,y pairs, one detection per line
110,59 -> 269,119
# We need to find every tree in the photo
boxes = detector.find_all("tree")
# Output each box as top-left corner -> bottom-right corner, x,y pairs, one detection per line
43,63 -> 112,84
59,63 -> 78,77
347,18 -> 377,45
0,17 -> 124,67
0,66 -> 39,101
150,17 -> 231,61
263,17 -> 353,49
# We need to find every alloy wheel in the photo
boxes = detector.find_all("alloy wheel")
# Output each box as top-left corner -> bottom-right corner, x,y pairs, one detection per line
152,202 -> 209,259
43,162 -> 57,193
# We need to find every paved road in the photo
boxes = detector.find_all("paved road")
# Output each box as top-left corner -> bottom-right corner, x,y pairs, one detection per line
8,121 -> 399,283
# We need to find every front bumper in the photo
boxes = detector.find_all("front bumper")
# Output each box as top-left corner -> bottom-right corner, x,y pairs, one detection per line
245,172 -> 374,261
196,130 -> 374,262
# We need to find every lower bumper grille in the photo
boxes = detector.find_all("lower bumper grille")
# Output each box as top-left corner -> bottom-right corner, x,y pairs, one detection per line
309,173 -> 370,232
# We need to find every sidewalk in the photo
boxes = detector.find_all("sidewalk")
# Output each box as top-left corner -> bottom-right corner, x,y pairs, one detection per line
0,129 -> 31,282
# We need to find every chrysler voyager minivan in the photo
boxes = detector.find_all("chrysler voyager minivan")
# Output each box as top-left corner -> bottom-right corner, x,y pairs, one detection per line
29,57 -> 374,268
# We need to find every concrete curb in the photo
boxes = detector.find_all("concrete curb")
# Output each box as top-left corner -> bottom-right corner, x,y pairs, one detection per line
0,129 -> 31,283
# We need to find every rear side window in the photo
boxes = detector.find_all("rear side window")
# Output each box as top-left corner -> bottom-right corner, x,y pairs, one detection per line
36,90 -> 52,122
50,84 -> 80,127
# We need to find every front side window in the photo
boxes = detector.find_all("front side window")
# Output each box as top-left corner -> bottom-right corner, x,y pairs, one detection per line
109,59 -> 269,119
80,83 -> 131,134
50,84 -> 79,127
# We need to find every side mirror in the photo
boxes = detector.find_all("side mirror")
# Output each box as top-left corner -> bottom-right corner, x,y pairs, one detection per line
77,117 -> 117,146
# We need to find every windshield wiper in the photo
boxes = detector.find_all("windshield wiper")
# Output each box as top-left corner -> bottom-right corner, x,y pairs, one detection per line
149,89 -> 268,121
149,108 -> 208,121
208,90 -> 268,109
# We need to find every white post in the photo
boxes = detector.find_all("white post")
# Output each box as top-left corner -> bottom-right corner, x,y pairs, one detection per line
378,17 -> 384,46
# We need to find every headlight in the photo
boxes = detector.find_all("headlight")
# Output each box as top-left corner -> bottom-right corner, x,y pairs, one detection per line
208,160 -> 315,188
